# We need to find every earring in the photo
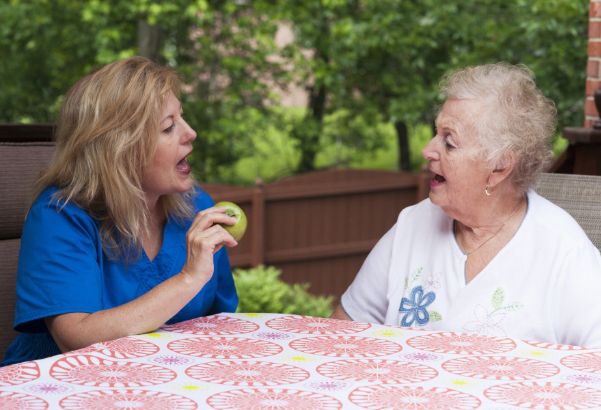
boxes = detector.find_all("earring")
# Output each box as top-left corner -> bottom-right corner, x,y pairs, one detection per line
484,185 -> 491,196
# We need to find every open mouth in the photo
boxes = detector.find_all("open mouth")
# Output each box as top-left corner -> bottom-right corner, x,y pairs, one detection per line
429,172 -> 446,188
176,156 -> 191,174
433,173 -> 446,183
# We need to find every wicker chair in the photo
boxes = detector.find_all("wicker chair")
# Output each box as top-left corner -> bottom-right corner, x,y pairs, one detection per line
0,125 -> 55,358
534,172 -> 601,251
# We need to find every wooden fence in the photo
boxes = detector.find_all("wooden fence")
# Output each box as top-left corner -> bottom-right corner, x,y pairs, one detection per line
0,124 -> 427,301
204,169 -> 427,299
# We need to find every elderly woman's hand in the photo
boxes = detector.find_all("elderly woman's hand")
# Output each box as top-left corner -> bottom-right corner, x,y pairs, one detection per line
180,206 -> 238,284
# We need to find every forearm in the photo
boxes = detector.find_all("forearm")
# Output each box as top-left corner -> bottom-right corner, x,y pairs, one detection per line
47,206 -> 238,353
47,271 -> 209,352
330,303 -> 352,321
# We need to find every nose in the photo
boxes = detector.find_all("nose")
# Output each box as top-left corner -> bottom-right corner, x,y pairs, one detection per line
422,136 -> 440,161
182,119 -> 197,143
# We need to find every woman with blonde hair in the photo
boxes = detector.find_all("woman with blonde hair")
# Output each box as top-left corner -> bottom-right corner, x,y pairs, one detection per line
1,56 -> 239,366
333,63 -> 601,347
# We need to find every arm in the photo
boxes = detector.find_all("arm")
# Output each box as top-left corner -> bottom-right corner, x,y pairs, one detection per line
43,207 -> 237,353
331,304 -> 351,321
46,271 -> 206,351
332,225 -> 397,324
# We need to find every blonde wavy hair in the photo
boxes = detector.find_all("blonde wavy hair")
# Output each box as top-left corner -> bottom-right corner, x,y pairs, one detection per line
440,63 -> 557,193
35,56 -> 195,257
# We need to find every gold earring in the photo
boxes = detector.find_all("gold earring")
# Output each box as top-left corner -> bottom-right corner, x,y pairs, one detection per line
484,185 -> 491,196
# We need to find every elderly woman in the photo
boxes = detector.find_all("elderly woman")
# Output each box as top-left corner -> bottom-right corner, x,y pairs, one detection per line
1,57 -> 239,366
332,63 -> 601,347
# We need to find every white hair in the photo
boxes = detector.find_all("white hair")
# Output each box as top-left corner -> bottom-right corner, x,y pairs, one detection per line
440,62 -> 557,192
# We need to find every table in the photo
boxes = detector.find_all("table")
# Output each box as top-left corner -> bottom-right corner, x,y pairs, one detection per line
2,313 -> 601,409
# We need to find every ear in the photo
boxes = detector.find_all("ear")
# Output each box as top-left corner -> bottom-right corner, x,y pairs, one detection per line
487,152 -> 515,188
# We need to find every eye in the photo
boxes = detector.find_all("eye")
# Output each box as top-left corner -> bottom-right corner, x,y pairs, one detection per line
162,123 -> 175,134
443,135 -> 456,150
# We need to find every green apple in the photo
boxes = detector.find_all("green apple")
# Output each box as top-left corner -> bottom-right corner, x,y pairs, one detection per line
215,201 -> 247,241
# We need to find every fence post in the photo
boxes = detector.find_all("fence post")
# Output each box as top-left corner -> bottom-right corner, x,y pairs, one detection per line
250,179 -> 265,266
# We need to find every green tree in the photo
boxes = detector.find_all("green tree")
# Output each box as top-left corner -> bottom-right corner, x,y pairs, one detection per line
0,0 -> 589,176
277,0 -> 587,171
0,0 -> 112,122
0,0 -> 288,182
172,1 -> 289,181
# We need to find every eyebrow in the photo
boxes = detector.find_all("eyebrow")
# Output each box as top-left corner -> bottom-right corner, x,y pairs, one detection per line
160,107 -> 182,125
435,114 -> 459,132
160,115 -> 175,127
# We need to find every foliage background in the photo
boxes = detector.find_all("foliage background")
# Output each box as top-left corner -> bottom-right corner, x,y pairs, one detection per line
0,0 -> 588,183
233,265 -> 334,317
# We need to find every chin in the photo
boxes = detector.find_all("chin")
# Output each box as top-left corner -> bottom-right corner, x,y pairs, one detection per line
181,178 -> 195,192
428,191 -> 439,204
163,182 -> 193,196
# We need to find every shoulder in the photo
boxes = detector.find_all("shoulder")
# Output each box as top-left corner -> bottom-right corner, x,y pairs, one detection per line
400,197 -> 446,218
28,186 -> 97,229
525,190 -> 595,252
397,197 -> 449,230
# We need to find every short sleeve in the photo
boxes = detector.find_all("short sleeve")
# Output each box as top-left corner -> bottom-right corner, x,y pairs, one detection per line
341,224 -> 396,324
553,245 -> 601,348
15,189 -> 103,332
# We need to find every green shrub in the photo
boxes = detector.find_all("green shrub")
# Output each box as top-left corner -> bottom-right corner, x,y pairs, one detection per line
233,265 -> 334,317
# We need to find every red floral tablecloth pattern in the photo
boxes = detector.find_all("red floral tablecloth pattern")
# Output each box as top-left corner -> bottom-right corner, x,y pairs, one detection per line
59,389 -> 198,410
162,315 -> 259,336
0,390 -> 49,409
289,335 -> 403,358
185,360 -> 310,386
265,315 -> 371,335
561,352 -> 601,374
77,337 -> 160,359
316,359 -> 438,384
406,332 -> 516,354
0,362 -> 40,387
441,356 -> 560,381
206,387 -> 342,410
348,385 -> 481,410
2,312 -> 601,409
49,355 -> 177,388
484,381 -> 601,408
167,336 -> 283,359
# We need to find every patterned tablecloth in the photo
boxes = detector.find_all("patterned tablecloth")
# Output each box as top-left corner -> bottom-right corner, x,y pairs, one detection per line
2,313 -> 601,409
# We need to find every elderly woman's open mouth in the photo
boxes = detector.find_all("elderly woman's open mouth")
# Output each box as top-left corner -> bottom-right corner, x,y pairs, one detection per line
431,172 -> 446,187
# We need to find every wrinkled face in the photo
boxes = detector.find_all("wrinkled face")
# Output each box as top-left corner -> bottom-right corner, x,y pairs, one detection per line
422,98 -> 491,219
141,92 -> 197,204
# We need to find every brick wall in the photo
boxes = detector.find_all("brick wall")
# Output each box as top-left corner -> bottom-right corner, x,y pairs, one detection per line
586,0 -> 601,127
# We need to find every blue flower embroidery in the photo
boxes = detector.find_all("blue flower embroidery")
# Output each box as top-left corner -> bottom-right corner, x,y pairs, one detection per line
399,286 -> 436,327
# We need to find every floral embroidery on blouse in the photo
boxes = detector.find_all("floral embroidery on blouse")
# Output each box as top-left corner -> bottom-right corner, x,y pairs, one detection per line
462,287 -> 522,335
400,267 -> 442,325
399,285 -> 436,327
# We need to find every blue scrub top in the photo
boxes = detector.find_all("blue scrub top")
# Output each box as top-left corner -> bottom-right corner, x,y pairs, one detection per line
1,186 -> 238,366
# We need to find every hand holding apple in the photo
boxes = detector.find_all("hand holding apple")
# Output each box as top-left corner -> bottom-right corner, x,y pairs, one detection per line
215,201 -> 248,241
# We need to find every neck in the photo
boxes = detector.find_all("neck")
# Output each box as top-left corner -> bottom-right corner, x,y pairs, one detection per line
455,193 -> 527,256
460,193 -> 526,233
145,195 -> 166,230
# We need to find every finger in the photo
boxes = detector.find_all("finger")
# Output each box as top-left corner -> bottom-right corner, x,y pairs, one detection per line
190,207 -> 226,229
189,209 -> 237,232
187,224 -> 238,250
